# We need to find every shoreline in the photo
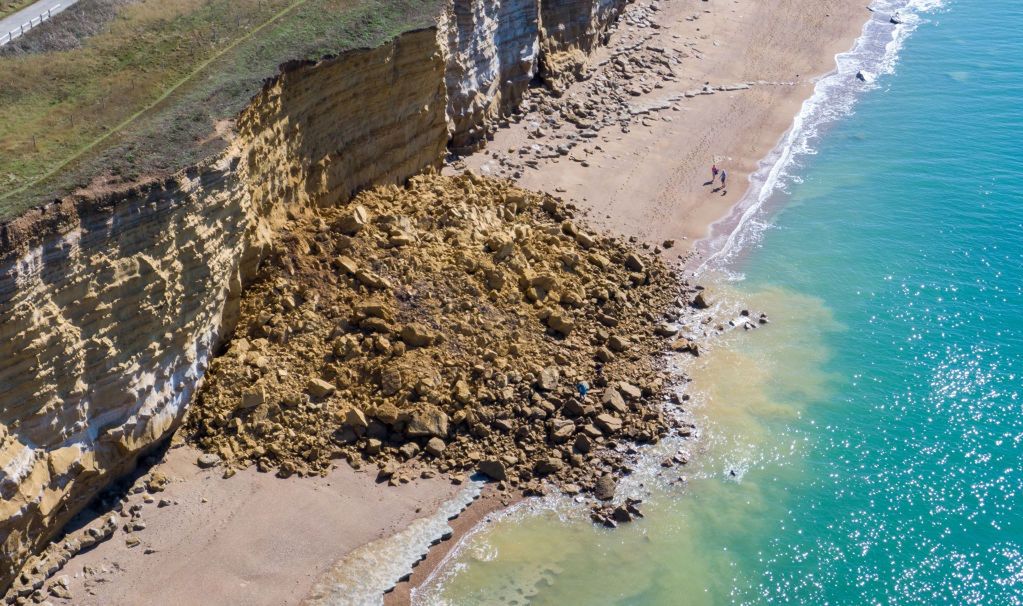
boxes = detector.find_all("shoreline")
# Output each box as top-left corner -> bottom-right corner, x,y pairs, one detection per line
410,0 -> 882,600
455,0 -> 873,268
695,0 -> 927,272
17,0 -> 880,604
382,488 -> 521,606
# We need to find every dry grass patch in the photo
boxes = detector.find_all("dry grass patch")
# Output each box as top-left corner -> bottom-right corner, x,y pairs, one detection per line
0,0 -> 35,20
0,0 -> 441,220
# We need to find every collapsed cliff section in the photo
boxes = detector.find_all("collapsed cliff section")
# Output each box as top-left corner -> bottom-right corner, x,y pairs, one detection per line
0,0 -> 631,594
0,28 -> 448,595
187,173 -> 691,496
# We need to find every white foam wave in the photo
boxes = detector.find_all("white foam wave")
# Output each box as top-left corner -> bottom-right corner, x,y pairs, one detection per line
694,0 -> 947,276
303,479 -> 485,606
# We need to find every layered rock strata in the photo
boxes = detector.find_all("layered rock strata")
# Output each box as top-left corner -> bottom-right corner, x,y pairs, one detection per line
0,0 -> 630,592
443,0 -> 541,152
444,0 -> 626,151
539,0 -> 623,90
0,28 -> 447,592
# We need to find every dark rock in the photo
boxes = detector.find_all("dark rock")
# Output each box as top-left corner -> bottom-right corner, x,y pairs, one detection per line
479,459 -> 508,481
594,474 -> 616,500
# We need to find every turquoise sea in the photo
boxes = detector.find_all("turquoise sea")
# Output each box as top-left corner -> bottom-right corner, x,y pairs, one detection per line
415,0 -> 1023,603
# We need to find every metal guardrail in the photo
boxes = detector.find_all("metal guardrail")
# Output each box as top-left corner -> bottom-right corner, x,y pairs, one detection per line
0,3 -> 62,46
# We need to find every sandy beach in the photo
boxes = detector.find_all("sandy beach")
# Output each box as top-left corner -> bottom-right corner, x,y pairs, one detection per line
43,444 -> 457,606
33,1 -> 871,604
458,0 -> 870,260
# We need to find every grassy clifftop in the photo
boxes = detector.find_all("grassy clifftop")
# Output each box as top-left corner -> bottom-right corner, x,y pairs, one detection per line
0,0 -> 441,221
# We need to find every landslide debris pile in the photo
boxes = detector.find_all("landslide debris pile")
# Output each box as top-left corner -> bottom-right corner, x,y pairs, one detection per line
187,173 -> 694,497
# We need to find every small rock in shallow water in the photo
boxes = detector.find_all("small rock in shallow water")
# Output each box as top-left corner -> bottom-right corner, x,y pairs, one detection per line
594,474 -> 617,500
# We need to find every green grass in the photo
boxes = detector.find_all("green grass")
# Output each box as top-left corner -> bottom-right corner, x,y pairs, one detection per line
0,0 -> 36,21
0,0 -> 441,220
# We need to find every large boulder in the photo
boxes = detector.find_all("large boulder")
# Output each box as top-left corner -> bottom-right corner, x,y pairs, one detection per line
624,253 -> 645,273
546,310 -> 576,336
380,367 -> 403,396
479,459 -> 508,481
594,474 -> 616,501
406,406 -> 449,438
373,402 -> 400,425
400,323 -> 436,347
595,413 -> 623,434
537,366 -> 560,391
306,378 -> 336,399
337,205 -> 370,234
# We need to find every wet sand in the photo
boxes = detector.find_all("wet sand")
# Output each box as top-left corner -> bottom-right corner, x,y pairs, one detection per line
384,487 -> 520,605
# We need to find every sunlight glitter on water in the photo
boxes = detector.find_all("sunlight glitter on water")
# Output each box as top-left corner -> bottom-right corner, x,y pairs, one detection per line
415,283 -> 842,605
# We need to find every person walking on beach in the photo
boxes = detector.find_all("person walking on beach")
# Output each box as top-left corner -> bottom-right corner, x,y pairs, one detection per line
719,168 -> 727,188
711,164 -> 719,183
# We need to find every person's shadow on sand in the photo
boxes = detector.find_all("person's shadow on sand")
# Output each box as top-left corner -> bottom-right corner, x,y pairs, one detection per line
703,180 -> 715,186
711,186 -> 728,195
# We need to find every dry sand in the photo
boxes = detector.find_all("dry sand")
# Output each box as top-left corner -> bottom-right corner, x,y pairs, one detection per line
460,0 -> 870,260
45,1 -> 872,604
48,444 -> 456,606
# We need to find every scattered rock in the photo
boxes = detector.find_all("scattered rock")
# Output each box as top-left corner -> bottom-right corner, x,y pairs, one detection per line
196,453 -> 221,469
594,474 -> 617,500
479,459 -> 508,481
185,174 -> 694,502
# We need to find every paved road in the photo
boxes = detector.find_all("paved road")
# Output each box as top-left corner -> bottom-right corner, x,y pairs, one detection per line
0,0 -> 80,45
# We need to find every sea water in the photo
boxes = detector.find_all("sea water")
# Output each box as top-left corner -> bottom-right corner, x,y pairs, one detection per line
415,0 -> 1023,603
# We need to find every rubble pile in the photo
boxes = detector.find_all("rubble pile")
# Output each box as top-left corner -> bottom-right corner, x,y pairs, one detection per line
186,172 -> 699,498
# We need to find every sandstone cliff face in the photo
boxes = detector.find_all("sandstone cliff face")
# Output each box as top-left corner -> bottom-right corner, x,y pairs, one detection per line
0,0 -> 625,591
443,0 -> 626,150
444,0 -> 541,151
0,163 -> 250,591
539,0 -> 623,89
0,29 -> 447,591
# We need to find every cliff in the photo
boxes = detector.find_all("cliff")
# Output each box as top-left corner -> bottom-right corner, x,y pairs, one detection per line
0,0 -> 625,593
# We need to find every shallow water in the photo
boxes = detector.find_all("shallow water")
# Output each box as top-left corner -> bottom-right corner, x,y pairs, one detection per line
415,0 -> 1023,603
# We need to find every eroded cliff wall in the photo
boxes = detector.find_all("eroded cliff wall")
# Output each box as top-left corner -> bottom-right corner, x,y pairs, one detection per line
0,0 -> 625,591
539,0 -> 623,89
0,28 -> 447,591
443,0 -> 625,150
444,0 -> 541,151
